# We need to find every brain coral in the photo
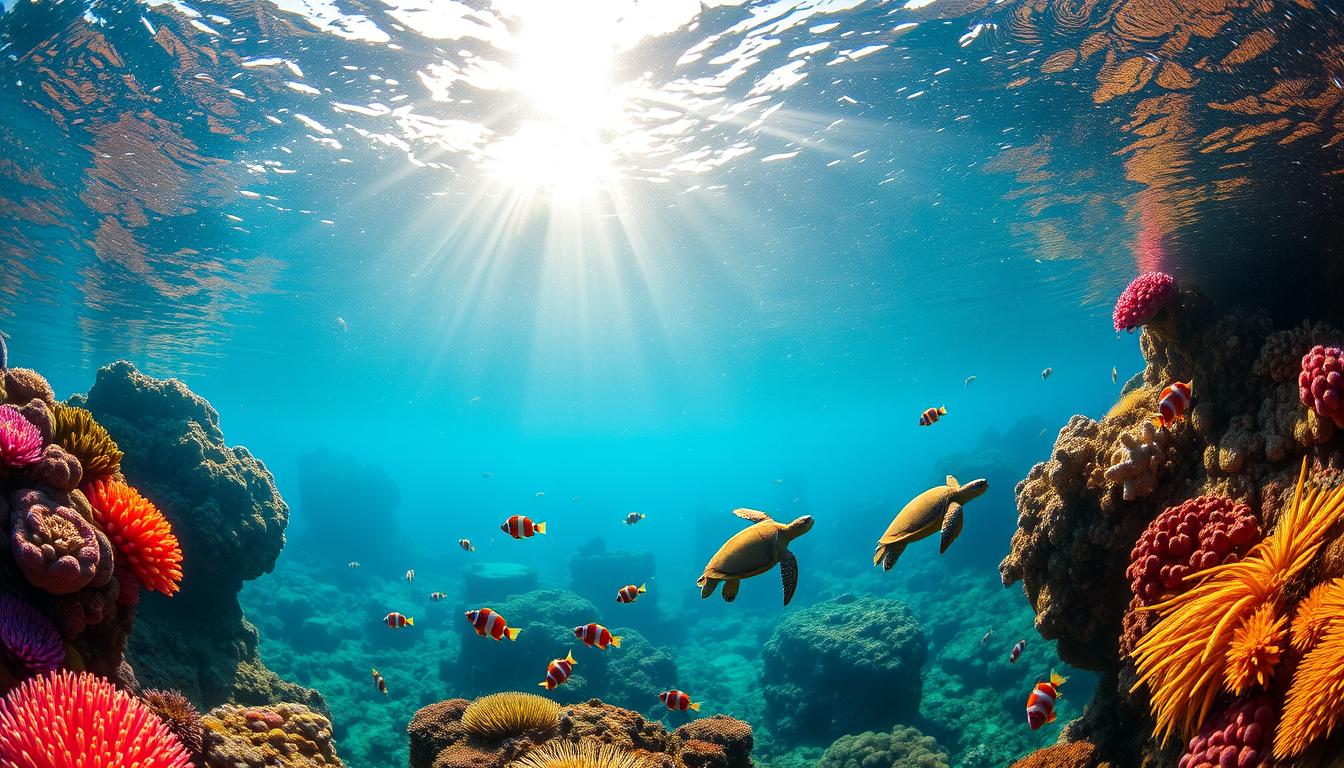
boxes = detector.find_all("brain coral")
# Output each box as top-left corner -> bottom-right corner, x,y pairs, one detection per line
1126,496 -> 1260,605
673,716 -> 753,768
84,478 -> 183,596
816,725 -> 949,768
0,670 -> 193,767
761,593 -> 926,743
1299,345 -> 1344,428
0,594 -> 64,677
0,404 -> 42,468
9,487 -> 114,595
202,703 -> 343,768
30,444 -> 83,491
52,404 -> 122,480
462,692 -> 561,740
1113,271 -> 1175,332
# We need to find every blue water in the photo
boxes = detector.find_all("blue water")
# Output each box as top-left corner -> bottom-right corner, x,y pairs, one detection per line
3,0 -> 1342,765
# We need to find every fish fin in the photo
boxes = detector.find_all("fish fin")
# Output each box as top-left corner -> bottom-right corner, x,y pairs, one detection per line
939,406 -> 947,415
638,583 -> 647,593
1051,671 -> 1067,687
689,702 -> 701,711
506,627 -> 521,641
535,522 -> 547,534
946,475 -> 959,489
406,617 -> 414,626
1047,711 -> 1056,723
539,681 -> 550,689
610,636 -> 622,648
565,650 -> 576,663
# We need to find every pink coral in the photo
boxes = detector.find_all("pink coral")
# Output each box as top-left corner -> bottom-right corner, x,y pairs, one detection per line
1298,344 -> 1344,428
9,488 -> 114,595
0,405 -> 43,468
1177,696 -> 1274,768
1126,495 -> 1260,604
1112,271 -> 1176,332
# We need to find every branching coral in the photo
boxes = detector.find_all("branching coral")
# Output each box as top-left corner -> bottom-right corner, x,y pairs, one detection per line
1275,579 -> 1344,759
507,740 -> 652,768
1130,461 -> 1344,743
84,478 -> 183,596
0,594 -> 65,677
143,688 -> 206,763
0,670 -> 193,767
1104,420 -> 1172,501
9,488 -> 114,595
53,404 -> 122,480
462,692 -> 562,740
0,405 -> 43,468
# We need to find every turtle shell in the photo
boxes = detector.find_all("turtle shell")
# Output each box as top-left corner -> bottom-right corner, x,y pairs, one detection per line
702,520 -> 785,580
878,485 -> 954,545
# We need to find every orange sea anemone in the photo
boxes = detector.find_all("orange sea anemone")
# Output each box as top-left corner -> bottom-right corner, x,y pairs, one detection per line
1224,602 -> 1287,696
1276,579 -> 1344,759
1289,577 -> 1344,654
84,478 -> 183,596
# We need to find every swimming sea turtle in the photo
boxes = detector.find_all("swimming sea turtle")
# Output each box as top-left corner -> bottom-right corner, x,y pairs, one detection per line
873,475 -> 988,570
698,509 -> 814,605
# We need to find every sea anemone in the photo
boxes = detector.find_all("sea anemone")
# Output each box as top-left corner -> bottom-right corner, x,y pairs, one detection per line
1275,579 -> 1344,758
461,692 -> 561,740
507,740 -> 652,768
0,404 -> 43,468
1299,344 -> 1344,429
1223,602 -> 1287,696
0,670 -> 193,767
1289,577 -> 1344,654
1112,271 -> 1176,332
84,478 -> 183,596
1130,460 -> 1344,743
0,595 -> 64,678
53,404 -> 122,480
141,689 -> 205,762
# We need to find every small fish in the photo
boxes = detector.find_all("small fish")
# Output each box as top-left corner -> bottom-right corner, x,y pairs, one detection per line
502,515 -> 546,539
1010,639 -> 1026,663
335,316 -> 348,333
616,583 -> 647,603
919,406 -> 947,426
1041,368 -> 1053,380
771,478 -> 784,485
979,628 -> 995,648
535,491 -> 545,498
1152,380 -> 1193,429
481,472 -> 493,479
624,512 -> 645,525
459,538 -> 475,552
348,561 -> 360,569
573,623 -> 622,649
1026,671 -> 1067,730
464,607 -> 521,641
659,690 -> 701,712
430,592 -> 447,602
406,569 -> 415,584
1111,366 -> 1118,384
964,375 -> 976,387
383,612 -> 413,629
371,668 -> 387,695
539,650 -> 576,690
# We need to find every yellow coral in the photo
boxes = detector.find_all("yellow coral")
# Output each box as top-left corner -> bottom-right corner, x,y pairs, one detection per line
53,405 -> 122,479
1276,594 -> 1344,759
1103,384 -> 1154,423
508,740 -> 652,768
1223,601 -> 1286,695
461,692 -> 561,740
1130,459 -> 1344,743
1289,578 -> 1344,654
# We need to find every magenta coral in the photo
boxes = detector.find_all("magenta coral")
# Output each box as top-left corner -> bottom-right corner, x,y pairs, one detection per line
9,488 -> 114,596
0,405 -> 43,469
1298,344 -> 1344,428
1126,496 -> 1260,604
0,594 -> 65,677
1177,696 -> 1274,768
1112,271 -> 1176,333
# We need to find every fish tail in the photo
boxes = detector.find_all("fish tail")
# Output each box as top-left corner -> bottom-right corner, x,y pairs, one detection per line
638,583 -> 647,593
535,522 -> 547,535
610,635 -> 622,648
506,627 -> 521,641
690,702 -> 701,711
538,681 -> 550,689
939,405 -> 947,415
565,650 -> 576,663
1051,671 -> 1067,687
405,617 -> 414,626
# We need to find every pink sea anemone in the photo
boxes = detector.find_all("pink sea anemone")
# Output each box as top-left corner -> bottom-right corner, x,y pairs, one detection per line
1113,271 -> 1176,332
0,404 -> 43,468
0,595 -> 64,677
0,670 -> 193,767
1299,344 -> 1344,428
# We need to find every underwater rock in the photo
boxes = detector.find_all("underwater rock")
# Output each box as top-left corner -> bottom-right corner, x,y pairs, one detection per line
293,448 -> 401,567
462,562 -> 538,604
202,702 -> 344,768
760,593 -> 926,744
816,725 -> 949,768
673,716 -> 754,768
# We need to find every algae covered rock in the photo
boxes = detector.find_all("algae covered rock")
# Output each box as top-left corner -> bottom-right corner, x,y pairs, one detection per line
760,593 -> 926,743
817,725 -> 949,768
202,702 -> 344,767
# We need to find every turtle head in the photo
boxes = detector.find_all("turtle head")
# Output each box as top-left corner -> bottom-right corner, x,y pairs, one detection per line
785,515 -> 814,539
956,478 -> 989,502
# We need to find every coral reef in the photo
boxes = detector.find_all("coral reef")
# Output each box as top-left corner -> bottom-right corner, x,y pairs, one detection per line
1126,496 -> 1259,605
507,740 -> 650,768
84,477 -> 183,596
9,487 -> 113,596
815,726 -> 949,768
0,405 -> 43,468
0,594 -> 65,677
568,538 -> 659,627
202,702 -> 344,768
52,404 -> 122,480
0,670 -> 193,767
1010,740 -> 1109,768
1178,697 -> 1273,768
1112,271 -> 1175,332
1299,344 -> 1344,428
760,593 -> 926,743
1103,421 -> 1174,502
673,717 -> 753,768
143,688 -> 208,766
462,693 -> 562,740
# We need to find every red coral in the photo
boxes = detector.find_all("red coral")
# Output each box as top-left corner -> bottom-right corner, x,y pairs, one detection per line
84,479 -> 183,596
1126,496 -> 1260,605
1299,344 -> 1344,428
1113,271 -> 1176,332
1177,696 -> 1274,768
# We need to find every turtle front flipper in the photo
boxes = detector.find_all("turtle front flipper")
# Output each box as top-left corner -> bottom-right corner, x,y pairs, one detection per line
780,550 -> 798,605
698,575 -> 718,599
733,508 -> 770,522
722,579 -> 740,602
939,502 -> 964,553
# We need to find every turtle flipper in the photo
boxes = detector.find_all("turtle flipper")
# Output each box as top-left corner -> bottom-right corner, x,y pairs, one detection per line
733,508 -> 770,522
780,550 -> 798,605
878,543 -> 906,571
698,576 -> 718,599
939,502 -> 964,553
946,475 -> 960,490
722,579 -> 740,602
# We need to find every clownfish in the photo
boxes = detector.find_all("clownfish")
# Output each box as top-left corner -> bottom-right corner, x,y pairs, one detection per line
540,651 -> 576,690
459,539 -> 475,552
616,583 -> 647,603
1010,639 -> 1026,664
1026,671 -> 1067,730
383,612 -> 413,629
573,623 -> 621,649
502,515 -> 546,539
659,690 -> 701,712
1151,381 -> 1193,429
624,512 -> 646,525
371,668 -> 387,695
919,406 -> 947,426
430,592 -> 447,602
464,607 -> 521,641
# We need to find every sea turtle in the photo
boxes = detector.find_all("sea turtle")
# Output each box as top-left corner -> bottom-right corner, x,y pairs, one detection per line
873,475 -> 988,570
697,509 -> 814,605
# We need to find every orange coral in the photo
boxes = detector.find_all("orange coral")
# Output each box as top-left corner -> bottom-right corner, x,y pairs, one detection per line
84,478 -> 183,596
1275,597 -> 1344,758
1223,602 -> 1287,696
1290,578 -> 1344,654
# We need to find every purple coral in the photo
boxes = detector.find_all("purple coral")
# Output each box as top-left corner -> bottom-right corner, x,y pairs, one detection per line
0,594 -> 65,676
1112,271 -> 1176,332
1299,344 -> 1344,428
9,489 -> 114,596
30,445 -> 82,491
0,406 -> 42,469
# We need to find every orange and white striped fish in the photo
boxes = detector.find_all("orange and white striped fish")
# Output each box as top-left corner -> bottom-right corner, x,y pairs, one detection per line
539,651 -> 576,690
383,612 -> 413,629
1151,381 -> 1193,429
459,539 -> 475,552
430,592 -> 447,602
1025,671 -> 1067,730
573,623 -> 621,649
659,690 -> 700,712
1009,639 -> 1026,664
616,583 -> 647,603
464,608 -> 521,641
502,515 -> 546,539
919,406 -> 947,426
371,668 -> 387,695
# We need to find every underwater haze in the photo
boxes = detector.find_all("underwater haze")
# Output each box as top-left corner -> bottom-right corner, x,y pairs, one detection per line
2,0 -> 1344,767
